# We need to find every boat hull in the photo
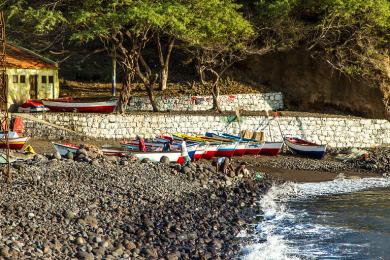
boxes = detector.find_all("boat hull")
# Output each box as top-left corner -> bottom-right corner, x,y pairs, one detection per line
42,99 -> 118,113
259,142 -> 284,156
132,151 -> 182,163
53,143 -> 79,156
245,143 -> 264,155
215,143 -> 237,157
202,144 -> 219,159
233,143 -> 247,156
284,138 -> 326,159
0,137 -> 29,150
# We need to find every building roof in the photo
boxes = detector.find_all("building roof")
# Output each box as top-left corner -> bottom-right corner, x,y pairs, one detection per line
5,43 -> 58,69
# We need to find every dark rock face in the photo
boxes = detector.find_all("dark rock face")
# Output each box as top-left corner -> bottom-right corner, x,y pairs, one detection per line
0,157 -> 271,259
232,49 -> 388,119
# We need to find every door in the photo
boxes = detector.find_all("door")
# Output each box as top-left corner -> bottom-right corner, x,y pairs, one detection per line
29,75 -> 38,99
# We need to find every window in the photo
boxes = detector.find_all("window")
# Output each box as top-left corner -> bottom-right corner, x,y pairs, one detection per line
48,76 -> 54,84
42,76 -> 47,83
12,75 -> 18,83
20,75 -> 26,83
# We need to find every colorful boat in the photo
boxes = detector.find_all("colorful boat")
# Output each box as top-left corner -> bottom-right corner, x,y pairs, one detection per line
0,136 -> 29,150
259,141 -> 284,156
202,143 -> 220,159
284,137 -> 326,159
205,132 -> 265,156
245,142 -> 264,155
42,98 -> 118,113
53,142 -> 80,156
193,144 -> 207,160
18,99 -> 49,112
122,139 -> 198,161
215,142 -> 238,157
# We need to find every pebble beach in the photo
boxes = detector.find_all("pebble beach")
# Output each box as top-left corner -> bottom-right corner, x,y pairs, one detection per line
0,140 -> 388,259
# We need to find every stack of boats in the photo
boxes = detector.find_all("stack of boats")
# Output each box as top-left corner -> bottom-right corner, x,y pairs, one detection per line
53,131 -> 291,164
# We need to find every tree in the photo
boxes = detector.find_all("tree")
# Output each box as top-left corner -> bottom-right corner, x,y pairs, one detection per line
250,0 -> 390,85
5,0 -> 197,112
188,0 -> 255,112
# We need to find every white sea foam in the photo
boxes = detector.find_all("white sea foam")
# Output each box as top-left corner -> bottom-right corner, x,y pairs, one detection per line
241,177 -> 390,260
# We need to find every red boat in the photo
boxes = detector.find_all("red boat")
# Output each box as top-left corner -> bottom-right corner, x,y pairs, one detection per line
259,141 -> 284,156
18,99 -> 49,112
0,133 -> 29,150
42,98 -> 118,113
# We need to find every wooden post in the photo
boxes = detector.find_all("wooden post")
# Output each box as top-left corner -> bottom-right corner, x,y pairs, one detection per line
0,11 -> 11,182
111,50 -> 116,96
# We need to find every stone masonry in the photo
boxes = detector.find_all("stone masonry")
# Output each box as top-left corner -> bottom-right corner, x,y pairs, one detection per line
127,93 -> 284,111
20,113 -> 390,148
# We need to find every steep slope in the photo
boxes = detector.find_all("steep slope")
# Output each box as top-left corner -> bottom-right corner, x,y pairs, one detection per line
233,49 -> 389,119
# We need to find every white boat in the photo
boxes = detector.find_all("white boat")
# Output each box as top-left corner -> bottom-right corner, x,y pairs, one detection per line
284,137 -> 326,159
42,99 -> 118,113
132,151 -> 182,163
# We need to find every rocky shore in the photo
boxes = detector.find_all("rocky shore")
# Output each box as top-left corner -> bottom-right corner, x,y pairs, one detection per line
241,147 -> 390,175
0,153 -> 271,259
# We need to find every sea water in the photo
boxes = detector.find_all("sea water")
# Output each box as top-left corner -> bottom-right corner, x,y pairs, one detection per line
240,177 -> 390,260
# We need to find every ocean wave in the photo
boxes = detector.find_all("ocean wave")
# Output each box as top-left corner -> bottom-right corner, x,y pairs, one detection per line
241,176 -> 390,260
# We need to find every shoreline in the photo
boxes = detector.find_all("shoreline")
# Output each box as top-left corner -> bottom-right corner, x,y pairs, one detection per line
2,139 -> 388,258
257,167 -> 381,183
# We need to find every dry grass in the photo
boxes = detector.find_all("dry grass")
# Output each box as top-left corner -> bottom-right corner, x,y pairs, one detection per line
59,78 -> 268,99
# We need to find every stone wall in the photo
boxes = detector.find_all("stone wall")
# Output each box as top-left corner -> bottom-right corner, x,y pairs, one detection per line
19,113 -> 390,148
127,93 -> 284,111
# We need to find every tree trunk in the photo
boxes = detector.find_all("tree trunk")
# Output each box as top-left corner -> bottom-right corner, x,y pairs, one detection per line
146,84 -> 159,112
196,62 -> 207,85
117,72 -> 132,113
157,36 -> 175,91
159,67 -> 169,91
211,82 -> 222,113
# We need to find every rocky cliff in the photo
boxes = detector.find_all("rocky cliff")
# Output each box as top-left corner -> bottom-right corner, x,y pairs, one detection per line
233,49 -> 389,119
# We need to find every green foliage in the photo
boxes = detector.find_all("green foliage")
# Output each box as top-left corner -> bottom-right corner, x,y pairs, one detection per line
189,0 -> 254,50
255,0 -> 297,21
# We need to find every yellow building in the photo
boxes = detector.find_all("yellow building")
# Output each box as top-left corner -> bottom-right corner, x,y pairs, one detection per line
5,43 -> 59,110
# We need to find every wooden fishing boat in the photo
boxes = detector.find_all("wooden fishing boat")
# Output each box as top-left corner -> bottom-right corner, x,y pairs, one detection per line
205,132 -> 264,156
202,143 -> 220,159
132,151 -> 183,164
122,139 -> 198,161
53,142 -> 80,156
284,137 -> 326,159
193,144 -> 207,160
215,142 -> 237,157
245,142 -> 264,155
18,99 -> 49,112
0,132 -> 29,150
42,98 -> 118,113
0,136 -> 29,150
259,141 -> 284,156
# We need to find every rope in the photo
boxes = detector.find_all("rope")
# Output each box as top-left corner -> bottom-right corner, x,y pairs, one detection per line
13,113 -> 83,136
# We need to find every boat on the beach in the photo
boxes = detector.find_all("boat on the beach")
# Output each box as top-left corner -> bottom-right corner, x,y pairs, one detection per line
122,139 -> 198,161
53,142 -> 80,156
205,132 -> 264,156
42,98 -> 118,113
284,137 -> 326,159
259,141 -> 284,156
18,99 -> 49,113
132,151 -> 184,164
0,132 -> 29,150
215,142 -> 238,157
